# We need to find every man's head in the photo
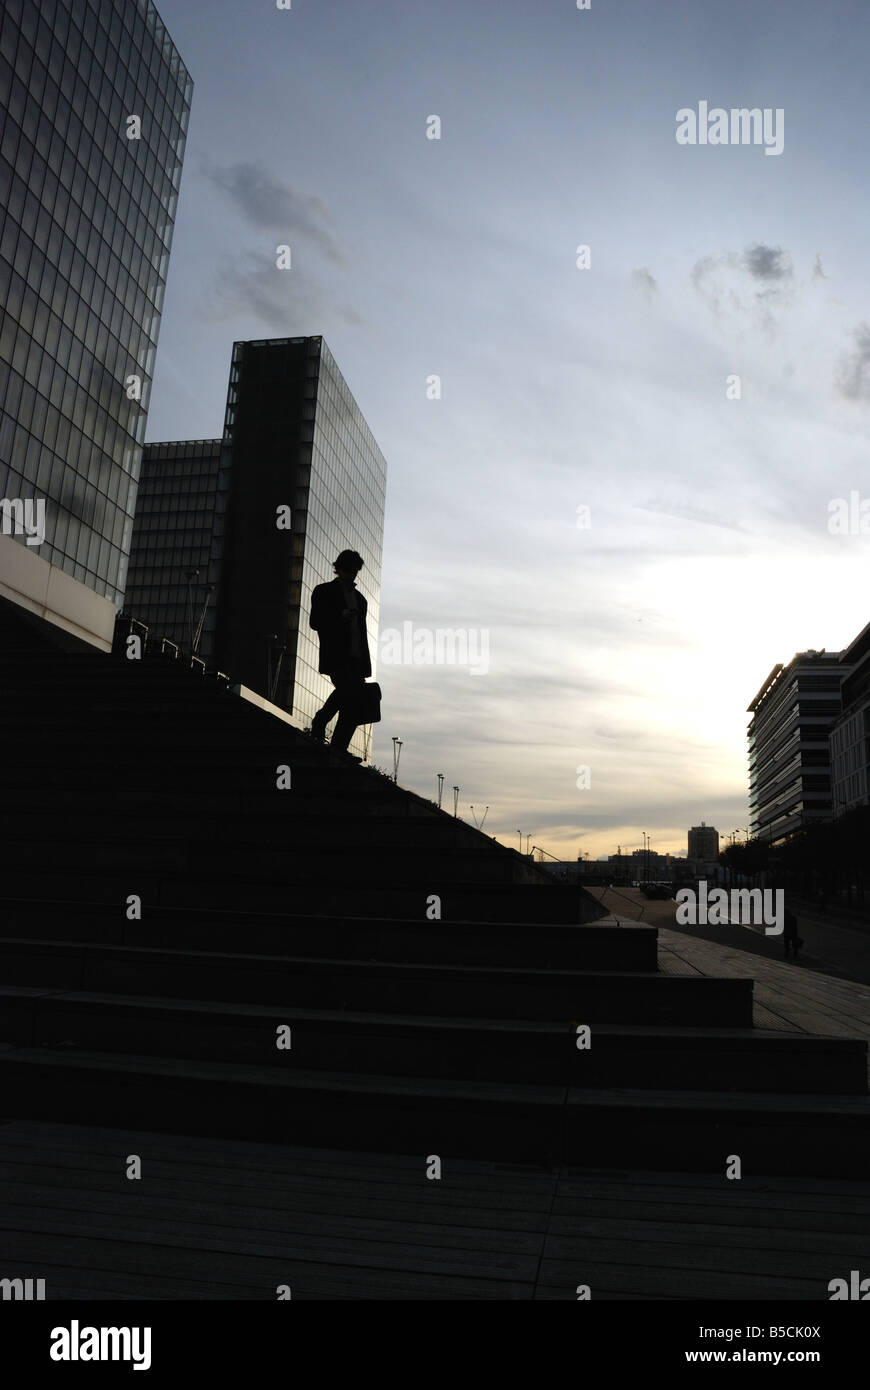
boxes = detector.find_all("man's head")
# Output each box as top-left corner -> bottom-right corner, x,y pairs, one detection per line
334,550 -> 364,580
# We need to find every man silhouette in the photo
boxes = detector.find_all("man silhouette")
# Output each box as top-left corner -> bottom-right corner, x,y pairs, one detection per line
783,903 -> 804,959
309,550 -> 371,755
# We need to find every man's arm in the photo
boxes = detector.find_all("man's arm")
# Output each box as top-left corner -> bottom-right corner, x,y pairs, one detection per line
310,585 -> 325,630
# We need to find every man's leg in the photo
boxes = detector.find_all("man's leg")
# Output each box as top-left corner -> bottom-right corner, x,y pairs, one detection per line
330,663 -> 367,753
311,682 -> 341,736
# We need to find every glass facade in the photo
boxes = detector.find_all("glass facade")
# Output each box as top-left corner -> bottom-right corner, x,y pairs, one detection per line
294,338 -> 386,743
129,337 -> 387,758
0,0 -> 191,605
123,439 -> 222,651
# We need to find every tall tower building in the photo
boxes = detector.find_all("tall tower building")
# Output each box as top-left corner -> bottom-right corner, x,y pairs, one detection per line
124,336 -> 388,758
0,0 -> 191,648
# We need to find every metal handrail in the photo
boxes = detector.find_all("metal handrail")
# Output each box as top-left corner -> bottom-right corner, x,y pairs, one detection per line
598,883 -> 646,921
532,845 -> 561,862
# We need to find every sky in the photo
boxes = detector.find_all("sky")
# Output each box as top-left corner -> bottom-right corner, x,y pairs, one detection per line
144,0 -> 870,860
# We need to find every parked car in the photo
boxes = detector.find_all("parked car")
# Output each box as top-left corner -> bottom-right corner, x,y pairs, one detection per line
640,882 -> 676,899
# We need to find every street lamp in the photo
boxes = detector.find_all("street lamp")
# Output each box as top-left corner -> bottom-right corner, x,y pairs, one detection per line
452,785 -> 459,817
437,772 -> 444,809
392,737 -> 403,782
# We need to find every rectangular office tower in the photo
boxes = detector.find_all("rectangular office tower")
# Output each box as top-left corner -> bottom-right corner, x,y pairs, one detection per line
125,337 -> 388,756
747,650 -> 846,844
123,436 -> 223,653
0,0 -> 191,648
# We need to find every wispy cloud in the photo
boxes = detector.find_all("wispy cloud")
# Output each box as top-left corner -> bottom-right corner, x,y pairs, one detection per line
836,322 -> 870,403
631,267 -> 658,301
691,242 -> 796,329
743,243 -> 792,282
634,495 -> 747,532
201,159 -> 346,263
202,250 -> 364,332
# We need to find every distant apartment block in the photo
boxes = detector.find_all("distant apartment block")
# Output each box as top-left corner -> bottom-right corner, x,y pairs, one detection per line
125,336 -> 387,757
747,650 -> 846,843
687,822 -> 719,861
0,0 -> 191,647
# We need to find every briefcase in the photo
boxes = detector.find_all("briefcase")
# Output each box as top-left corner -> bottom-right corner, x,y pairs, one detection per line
356,680 -> 382,724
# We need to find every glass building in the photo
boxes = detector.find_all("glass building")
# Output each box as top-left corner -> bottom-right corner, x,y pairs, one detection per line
0,0 -> 191,648
123,438 -> 222,654
125,336 -> 387,758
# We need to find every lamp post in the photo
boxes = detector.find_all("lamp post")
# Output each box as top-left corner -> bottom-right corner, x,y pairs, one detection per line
436,772 -> 444,809
392,737 -> 403,782
452,785 -> 459,817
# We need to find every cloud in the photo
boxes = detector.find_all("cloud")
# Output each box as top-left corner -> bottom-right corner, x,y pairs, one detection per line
202,250 -> 364,331
691,242 -> 795,329
634,495 -> 747,532
743,243 -> 791,282
201,159 -> 345,264
836,323 -> 870,403
631,267 -> 658,301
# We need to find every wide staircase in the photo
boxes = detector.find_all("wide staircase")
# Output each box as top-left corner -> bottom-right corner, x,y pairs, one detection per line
1,599 -> 869,1177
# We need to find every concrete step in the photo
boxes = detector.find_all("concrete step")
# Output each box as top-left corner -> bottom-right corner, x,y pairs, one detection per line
0,763 -> 448,819
3,835 -> 554,887
0,902 -> 655,969
0,879 -> 594,922
0,1045 -> 867,1174
1,808 -> 509,854
0,784 -> 470,842
0,987 -> 862,1093
0,939 -> 753,1024
0,801 -> 541,852
562,1086 -> 870,1178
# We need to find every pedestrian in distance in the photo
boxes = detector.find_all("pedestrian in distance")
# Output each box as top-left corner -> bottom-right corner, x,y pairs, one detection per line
783,904 -> 804,960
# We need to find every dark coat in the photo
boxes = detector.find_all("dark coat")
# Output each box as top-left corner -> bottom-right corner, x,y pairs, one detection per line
309,577 -> 372,677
